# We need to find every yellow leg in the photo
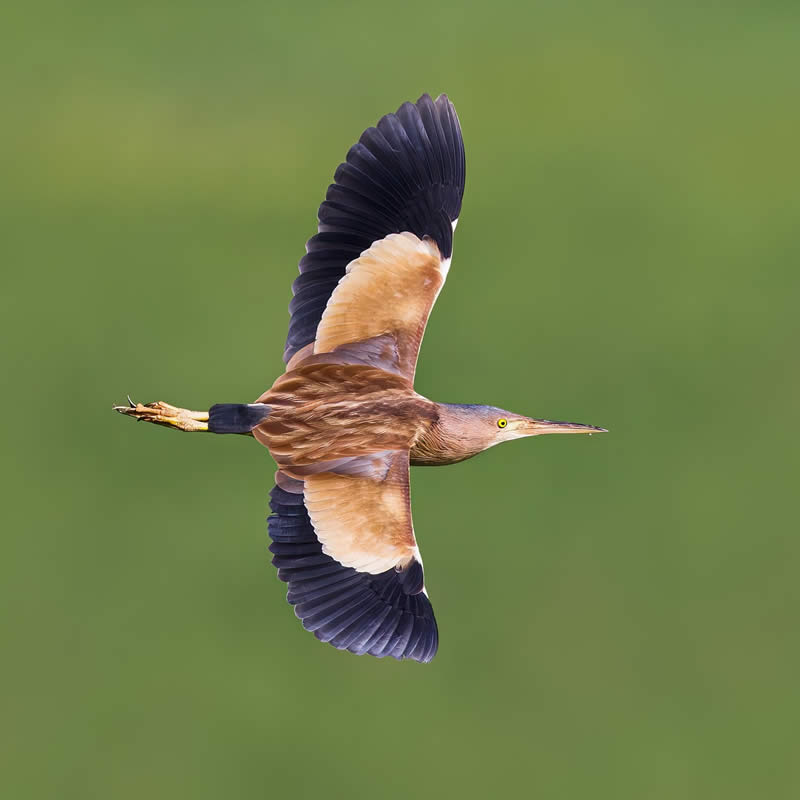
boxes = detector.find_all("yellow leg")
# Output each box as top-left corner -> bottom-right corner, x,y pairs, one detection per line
113,398 -> 209,432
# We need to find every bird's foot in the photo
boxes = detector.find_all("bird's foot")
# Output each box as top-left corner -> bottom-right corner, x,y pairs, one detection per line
113,397 -> 209,432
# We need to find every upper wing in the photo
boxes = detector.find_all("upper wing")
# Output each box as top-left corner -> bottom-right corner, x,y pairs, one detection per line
283,93 -> 465,366
268,459 -> 437,662
311,232 -> 446,381
302,450 -> 422,576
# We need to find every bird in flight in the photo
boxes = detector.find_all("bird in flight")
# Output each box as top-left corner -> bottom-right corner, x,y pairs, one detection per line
116,94 -> 606,663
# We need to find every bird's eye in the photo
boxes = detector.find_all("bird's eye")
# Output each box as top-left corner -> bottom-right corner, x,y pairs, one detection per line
497,418 -> 508,428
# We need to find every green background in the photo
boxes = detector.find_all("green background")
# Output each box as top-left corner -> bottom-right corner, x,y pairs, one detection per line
4,1 -> 799,797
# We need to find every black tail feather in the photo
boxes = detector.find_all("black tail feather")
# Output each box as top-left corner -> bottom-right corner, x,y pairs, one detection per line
208,403 -> 270,435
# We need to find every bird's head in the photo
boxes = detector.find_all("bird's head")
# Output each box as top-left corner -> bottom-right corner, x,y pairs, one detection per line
430,404 -> 607,463
484,407 -> 607,443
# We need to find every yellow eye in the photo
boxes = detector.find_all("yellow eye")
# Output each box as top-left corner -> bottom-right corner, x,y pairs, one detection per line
497,418 -> 508,428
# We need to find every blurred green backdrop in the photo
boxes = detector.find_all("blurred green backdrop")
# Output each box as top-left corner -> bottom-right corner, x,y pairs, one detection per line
3,0 -> 800,797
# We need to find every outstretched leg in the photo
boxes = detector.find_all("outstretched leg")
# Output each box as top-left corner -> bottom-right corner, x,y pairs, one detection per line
114,398 -> 270,435
114,398 -> 209,432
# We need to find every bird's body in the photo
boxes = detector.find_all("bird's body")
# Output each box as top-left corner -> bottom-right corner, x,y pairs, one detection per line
255,363 -> 524,471
116,94 -> 605,663
256,362 -> 434,473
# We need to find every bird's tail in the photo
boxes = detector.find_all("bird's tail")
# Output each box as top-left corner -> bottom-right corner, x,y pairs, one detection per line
208,403 -> 270,435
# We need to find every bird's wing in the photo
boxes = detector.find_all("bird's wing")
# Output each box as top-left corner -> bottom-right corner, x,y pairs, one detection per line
268,457 -> 437,662
310,232 -> 447,381
283,93 -> 465,369
302,450 -> 420,574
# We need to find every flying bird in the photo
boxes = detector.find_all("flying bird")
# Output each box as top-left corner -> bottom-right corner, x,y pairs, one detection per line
115,94 -> 606,663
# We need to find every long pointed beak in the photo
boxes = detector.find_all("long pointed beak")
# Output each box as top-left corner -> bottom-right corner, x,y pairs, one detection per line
523,418 -> 608,436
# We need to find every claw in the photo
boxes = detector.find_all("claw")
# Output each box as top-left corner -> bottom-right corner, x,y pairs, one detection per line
113,398 -> 209,432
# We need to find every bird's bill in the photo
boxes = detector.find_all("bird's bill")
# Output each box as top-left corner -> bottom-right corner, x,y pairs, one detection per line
522,418 -> 608,436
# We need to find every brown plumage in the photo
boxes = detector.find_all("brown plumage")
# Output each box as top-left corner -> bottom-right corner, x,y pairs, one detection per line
114,93 -> 606,663
254,362 -> 429,472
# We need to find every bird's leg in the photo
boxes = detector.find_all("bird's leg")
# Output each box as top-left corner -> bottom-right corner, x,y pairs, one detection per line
113,397 -> 209,432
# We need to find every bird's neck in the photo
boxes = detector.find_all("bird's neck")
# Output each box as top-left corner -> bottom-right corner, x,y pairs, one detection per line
410,403 -> 493,466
